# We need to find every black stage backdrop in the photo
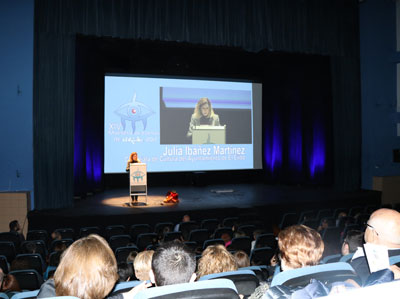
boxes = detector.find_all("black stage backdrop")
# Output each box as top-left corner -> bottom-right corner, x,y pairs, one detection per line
34,0 -> 360,210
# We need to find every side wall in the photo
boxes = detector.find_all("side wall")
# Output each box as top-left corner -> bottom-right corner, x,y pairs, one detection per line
0,1 -> 34,208
360,0 -> 400,189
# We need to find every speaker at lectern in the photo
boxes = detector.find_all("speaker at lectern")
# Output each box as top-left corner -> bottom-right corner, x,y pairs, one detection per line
192,125 -> 226,144
129,163 -> 147,205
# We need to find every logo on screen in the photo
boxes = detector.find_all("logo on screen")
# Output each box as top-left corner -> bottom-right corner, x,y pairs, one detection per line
114,93 -> 155,134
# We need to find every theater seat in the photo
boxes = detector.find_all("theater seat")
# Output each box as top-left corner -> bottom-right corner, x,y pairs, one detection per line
271,262 -> 360,288
199,269 -> 259,297
110,280 -> 143,295
9,269 -> 44,291
7,290 -> 39,299
134,278 -> 239,299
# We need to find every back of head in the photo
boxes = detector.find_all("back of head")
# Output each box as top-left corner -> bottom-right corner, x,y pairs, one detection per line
151,241 -> 195,286
233,250 -> 250,268
54,234 -> 118,299
278,225 -> 324,271
344,230 -> 364,253
197,244 -> 238,278
9,220 -> 19,232
367,208 -> 400,248
117,262 -> 134,282
134,250 -> 154,281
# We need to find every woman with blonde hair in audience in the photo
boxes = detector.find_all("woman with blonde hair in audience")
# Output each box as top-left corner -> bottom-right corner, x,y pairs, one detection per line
250,225 -> 325,299
134,250 -> 154,281
197,244 -> 238,278
37,234 -> 150,299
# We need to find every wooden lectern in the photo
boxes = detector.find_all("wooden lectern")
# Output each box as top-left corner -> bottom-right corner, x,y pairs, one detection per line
192,125 -> 226,144
129,163 -> 147,205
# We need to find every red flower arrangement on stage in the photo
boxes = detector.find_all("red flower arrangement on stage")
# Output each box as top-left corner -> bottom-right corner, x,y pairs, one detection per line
164,190 -> 179,203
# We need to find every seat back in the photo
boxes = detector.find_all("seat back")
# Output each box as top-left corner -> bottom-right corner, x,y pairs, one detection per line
8,290 -> 39,299
201,219 -> 219,234
271,262 -> 360,287
199,269 -> 259,297
110,280 -> 143,295
10,269 -> 44,291
14,254 -> 45,274
79,226 -> 101,238
154,222 -> 174,235
222,217 -> 239,228
54,228 -> 75,240
249,246 -> 275,266
389,254 -> 400,265
129,224 -> 152,241
189,229 -> 209,246
321,254 -> 341,264
203,238 -> 225,250
0,241 -> 16,262
105,225 -> 126,240
237,225 -> 256,238
134,278 -> 239,299
254,233 -> 276,249
0,233 -> 22,251
115,246 -> 139,263
163,231 -> 182,242
109,234 -> 132,251
339,252 -> 354,263
50,238 -> 74,253
213,227 -> 233,239
0,255 -> 9,274
136,233 -> 157,251
227,237 -> 251,255
20,240 -> 47,261
279,212 -> 298,229
239,266 -> 266,282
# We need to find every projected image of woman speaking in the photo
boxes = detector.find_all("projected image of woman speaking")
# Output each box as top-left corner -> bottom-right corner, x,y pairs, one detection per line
186,97 -> 220,138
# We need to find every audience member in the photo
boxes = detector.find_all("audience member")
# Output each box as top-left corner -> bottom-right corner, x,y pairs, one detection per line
350,208 -> 400,284
250,225 -> 324,299
251,229 -> 265,250
117,262 -> 134,282
9,220 -> 25,245
37,234 -> 150,299
221,233 -> 232,247
233,250 -> 250,268
197,244 -> 238,278
0,268 -> 21,297
174,214 -> 191,232
150,241 -> 196,286
134,250 -> 154,281
341,230 -> 364,256
126,250 -> 138,263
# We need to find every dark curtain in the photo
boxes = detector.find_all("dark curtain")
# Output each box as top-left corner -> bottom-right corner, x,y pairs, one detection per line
34,0 -> 360,210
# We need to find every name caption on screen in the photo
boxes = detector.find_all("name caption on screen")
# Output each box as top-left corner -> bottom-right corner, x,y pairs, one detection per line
162,146 -> 245,156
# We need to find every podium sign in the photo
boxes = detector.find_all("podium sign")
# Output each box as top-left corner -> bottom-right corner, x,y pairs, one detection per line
192,125 -> 226,144
129,163 -> 147,203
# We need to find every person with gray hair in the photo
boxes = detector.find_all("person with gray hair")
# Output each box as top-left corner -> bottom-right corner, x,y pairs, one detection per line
350,208 -> 400,284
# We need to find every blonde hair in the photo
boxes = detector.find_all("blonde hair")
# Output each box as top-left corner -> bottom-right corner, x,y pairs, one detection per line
54,234 -> 118,299
197,244 -> 238,278
134,250 -> 154,281
193,97 -> 215,119
278,225 -> 324,270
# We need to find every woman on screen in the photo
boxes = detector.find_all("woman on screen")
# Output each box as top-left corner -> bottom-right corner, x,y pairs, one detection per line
126,152 -> 141,204
186,97 -> 220,138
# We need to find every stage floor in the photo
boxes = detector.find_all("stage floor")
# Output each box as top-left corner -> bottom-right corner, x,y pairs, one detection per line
27,183 -> 381,233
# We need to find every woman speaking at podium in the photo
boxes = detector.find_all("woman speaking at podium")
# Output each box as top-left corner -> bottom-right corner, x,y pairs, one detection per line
186,97 -> 220,138
126,152 -> 140,203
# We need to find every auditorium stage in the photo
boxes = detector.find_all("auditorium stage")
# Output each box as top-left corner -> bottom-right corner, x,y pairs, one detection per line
27,183 -> 381,233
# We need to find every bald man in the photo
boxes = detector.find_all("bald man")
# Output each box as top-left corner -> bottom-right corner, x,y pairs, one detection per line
350,208 -> 400,284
